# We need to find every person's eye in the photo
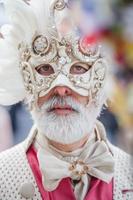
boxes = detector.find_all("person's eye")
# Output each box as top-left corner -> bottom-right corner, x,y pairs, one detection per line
35,64 -> 54,76
70,63 -> 89,75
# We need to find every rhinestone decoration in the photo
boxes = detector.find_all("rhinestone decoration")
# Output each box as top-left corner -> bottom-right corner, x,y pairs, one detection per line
69,160 -> 90,178
59,57 -> 67,65
72,38 -> 101,63
79,38 -> 98,56
32,35 -> 49,55
54,0 -> 66,10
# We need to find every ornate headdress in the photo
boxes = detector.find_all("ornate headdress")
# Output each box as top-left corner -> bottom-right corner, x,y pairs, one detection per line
0,0 -> 108,109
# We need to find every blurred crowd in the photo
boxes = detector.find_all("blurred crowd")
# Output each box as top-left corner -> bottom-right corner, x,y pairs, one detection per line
0,0 -> 132,153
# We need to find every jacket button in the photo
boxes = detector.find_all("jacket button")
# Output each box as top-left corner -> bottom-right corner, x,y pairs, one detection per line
19,182 -> 35,198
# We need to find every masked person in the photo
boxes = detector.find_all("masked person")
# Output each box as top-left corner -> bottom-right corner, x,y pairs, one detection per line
0,0 -> 132,200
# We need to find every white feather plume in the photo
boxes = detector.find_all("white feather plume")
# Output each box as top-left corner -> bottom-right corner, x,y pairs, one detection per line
0,0 -> 53,105
0,37 -> 26,105
29,0 -> 52,35
4,0 -> 38,43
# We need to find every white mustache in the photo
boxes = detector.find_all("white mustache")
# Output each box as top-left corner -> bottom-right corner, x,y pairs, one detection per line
41,96 -> 81,113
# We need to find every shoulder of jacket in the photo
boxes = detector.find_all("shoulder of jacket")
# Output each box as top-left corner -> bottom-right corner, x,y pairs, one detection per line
0,142 -> 27,180
0,141 -> 24,156
110,143 -> 132,170
110,143 -> 132,161
108,143 -> 133,181
0,125 -> 37,164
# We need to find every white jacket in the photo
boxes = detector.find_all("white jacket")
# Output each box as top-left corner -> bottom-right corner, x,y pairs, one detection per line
0,127 -> 133,200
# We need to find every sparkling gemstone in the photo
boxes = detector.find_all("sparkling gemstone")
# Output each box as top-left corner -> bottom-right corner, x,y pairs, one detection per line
55,0 -> 65,10
59,57 -> 67,65
33,36 -> 48,54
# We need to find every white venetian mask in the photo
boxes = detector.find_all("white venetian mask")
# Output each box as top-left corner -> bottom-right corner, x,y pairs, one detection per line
18,0 -> 107,109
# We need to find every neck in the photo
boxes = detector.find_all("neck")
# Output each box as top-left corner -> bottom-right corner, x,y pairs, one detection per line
48,134 -> 89,152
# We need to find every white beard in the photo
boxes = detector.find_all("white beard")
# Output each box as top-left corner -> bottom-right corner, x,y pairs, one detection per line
31,96 -> 103,144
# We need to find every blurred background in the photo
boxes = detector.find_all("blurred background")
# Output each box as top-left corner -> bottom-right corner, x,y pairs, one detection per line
0,0 -> 133,154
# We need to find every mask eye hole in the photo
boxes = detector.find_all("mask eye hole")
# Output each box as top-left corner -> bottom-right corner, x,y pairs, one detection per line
35,64 -> 54,76
70,63 -> 90,75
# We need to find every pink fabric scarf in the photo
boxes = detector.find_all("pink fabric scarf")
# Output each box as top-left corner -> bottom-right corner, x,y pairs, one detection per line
27,146 -> 113,200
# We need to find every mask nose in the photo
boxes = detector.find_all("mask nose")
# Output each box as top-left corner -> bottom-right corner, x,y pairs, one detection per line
53,86 -> 72,97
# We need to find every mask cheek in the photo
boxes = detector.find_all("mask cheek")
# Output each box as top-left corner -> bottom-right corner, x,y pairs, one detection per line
38,73 -> 91,98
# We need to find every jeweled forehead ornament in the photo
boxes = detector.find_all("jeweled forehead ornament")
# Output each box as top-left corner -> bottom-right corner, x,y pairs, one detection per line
19,0 -> 107,110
